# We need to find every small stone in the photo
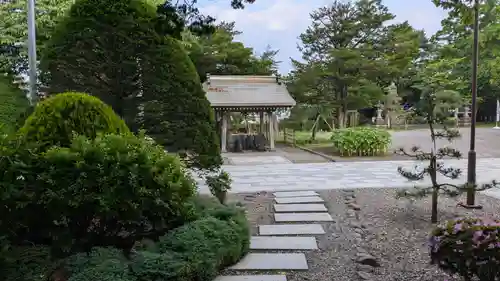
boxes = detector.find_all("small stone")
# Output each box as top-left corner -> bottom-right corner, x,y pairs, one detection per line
357,264 -> 373,272
356,247 -> 368,253
353,232 -> 362,239
356,271 -> 373,280
356,253 -> 380,267
350,221 -> 361,228
348,203 -> 361,211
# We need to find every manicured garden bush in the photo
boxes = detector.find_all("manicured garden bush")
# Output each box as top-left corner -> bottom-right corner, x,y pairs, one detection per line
19,92 -> 129,148
330,127 -> 391,156
40,0 -> 157,123
0,133 -> 197,257
31,198 -> 250,281
140,35 -> 222,170
429,217 -> 500,280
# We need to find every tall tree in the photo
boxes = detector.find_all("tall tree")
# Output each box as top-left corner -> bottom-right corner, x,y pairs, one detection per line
0,0 -> 74,75
183,22 -> 279,81
296,0 -> 394,128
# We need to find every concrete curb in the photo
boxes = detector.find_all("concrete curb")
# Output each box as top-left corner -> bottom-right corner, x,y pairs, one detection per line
294,145 -> 337,162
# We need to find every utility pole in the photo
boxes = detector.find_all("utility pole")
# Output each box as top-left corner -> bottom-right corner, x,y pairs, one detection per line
27,0 -> 38,104
466,0 -> 480,206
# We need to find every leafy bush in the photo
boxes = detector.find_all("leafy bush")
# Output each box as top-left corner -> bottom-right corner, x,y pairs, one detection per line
0,133 -> 197,257
18,92 -> 130,148
140,35 -> 222,170
50,200 -> 250,281
40,0 -> 157,126
206,170 -> 232,204
330,127 -> 391,156
1,246 -> 54,281
132,213 -> 250,281
429,217 -> 500,280
0,75 -> 30,132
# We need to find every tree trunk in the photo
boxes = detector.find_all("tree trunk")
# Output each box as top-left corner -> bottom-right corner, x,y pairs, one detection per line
430,156 -> 439,223
336,109 -> 345,129
311,113 -> 320,140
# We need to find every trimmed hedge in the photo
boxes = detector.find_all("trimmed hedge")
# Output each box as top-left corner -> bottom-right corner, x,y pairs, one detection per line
430,217 -> 500,280
132,214 -> 249,281
0,133 -> 197,257
140,35 -> 222,170
1,197 -> 250,281
18,92 -> 130,148
330,127 -> 391,156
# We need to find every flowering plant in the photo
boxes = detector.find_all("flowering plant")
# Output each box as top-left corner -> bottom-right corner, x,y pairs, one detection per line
429,217 -> 500,281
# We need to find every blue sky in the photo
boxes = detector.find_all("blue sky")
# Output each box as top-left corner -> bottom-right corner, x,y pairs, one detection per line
198,0 -> 448,74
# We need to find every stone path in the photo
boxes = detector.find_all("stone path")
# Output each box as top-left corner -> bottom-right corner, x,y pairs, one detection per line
216,191 -> 331,281
196,158 -> 500,196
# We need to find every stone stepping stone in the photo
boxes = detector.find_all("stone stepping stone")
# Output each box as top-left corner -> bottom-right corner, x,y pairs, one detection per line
214,275 -> 287,281
274,196 -> 324,204
274,203 -> 327,212
230,253 -> 308,270
259,224 -> 325,235
275,212 -> 333,222
274,191 -> 318,197
250,236 -> 318,250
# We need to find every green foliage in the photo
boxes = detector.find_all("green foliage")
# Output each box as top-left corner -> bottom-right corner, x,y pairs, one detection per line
18,92 -> 130,149
140,35 -> 222,170
183,22 -> 279,82
132,213 -> 249,281
0,133 -> 197,257
0,76 -> 30,132
330,127 -> 391,156
0,0 -> 74,75
429,217 -> 500,280
206,170 -> 232,204
40,0 -> 158,121
395,87 -> 499,223
1,246 -> 55,281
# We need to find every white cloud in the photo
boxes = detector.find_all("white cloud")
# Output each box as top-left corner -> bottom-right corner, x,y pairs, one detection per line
200,0 -> 326,32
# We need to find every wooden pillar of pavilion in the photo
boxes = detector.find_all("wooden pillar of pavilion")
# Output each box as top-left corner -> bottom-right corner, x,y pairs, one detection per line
220,111 -> 228,152
267,110 -> 275,150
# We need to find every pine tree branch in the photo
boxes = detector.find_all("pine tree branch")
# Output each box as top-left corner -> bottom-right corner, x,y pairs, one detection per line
436,163 -> 462,179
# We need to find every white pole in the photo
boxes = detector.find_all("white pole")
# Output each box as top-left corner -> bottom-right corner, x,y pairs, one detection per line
27,0 -> 38,105
494,99 -> 500,129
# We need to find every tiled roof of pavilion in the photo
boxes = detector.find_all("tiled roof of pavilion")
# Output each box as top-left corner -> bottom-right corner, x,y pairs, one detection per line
203,75 -> 296,109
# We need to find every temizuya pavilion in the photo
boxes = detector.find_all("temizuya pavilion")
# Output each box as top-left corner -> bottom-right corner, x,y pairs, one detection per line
203,74 -> 296,152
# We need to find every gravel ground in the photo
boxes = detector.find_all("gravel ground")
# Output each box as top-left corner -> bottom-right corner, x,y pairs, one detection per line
224,189 -> 500,281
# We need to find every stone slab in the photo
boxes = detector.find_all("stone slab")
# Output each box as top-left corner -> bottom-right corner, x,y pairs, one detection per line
214,275 -> 287,281
274,196 -> 324,204
275,212 -> 333,222
230,253 -> 308,270
273,191 -> 318,197
259,224 -> 325,235
250,236 -> 318,250
274,203 -> 327,212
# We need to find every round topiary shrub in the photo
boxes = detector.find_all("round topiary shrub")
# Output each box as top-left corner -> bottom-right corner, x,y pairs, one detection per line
429,217 -> 500,280
140,35 -> 222,170
1,133 -> 197,257
330,127 -> 391,156
19,92 -> 130,148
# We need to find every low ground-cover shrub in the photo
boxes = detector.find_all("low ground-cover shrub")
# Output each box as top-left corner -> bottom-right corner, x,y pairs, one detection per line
50,199 -> 249,281
330,127 -> 391,156
430,217 -> 500,280
19,92 -> 130,149
0,133 -> 197,257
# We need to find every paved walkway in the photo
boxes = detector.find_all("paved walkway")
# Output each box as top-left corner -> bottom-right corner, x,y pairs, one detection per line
216,191 -> 331,281
196,157 -> 500,197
